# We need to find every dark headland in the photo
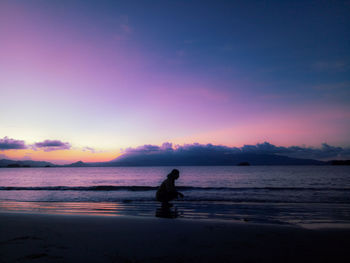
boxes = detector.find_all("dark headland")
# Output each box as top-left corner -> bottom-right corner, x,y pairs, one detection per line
1,154 -> 349,168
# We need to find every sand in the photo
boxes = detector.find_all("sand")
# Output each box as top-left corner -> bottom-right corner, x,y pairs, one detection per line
1,212 -> 350,263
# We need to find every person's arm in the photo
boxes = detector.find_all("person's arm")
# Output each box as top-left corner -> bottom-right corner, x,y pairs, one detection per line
165,179 -> 184,198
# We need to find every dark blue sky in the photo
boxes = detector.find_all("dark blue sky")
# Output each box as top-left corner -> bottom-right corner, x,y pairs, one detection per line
0,0 -> 349,163
82,0 -> 350,105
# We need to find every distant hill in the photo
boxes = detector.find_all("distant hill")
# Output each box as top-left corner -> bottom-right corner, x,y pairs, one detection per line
0,159 -> 55,168
1,152 -> 327,168
106,152 -> 325,166
64,161 -> 89,167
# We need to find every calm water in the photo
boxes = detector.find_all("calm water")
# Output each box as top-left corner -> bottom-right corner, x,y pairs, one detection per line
0,166 -> 350,226
0,166 -> 349,203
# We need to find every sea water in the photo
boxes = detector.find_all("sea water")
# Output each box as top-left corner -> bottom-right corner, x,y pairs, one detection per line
0,166 -> 350,226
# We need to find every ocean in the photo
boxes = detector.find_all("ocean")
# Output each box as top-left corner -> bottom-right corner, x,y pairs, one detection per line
1,166 -> 350,227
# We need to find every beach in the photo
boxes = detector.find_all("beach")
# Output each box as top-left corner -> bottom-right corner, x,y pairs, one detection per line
1,166 -> 350,262
2,0 -> 349,261
1,212 -> 350,263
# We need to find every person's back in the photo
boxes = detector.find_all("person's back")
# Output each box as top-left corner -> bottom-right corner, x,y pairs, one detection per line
156,169 -> 183,206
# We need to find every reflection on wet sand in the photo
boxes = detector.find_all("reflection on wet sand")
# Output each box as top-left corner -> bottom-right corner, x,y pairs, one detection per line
155,206 -> 179,219
0,201 -> 124,216
2,201 -> 350,228
0,201 -> 183,219
0,201 -> 184,219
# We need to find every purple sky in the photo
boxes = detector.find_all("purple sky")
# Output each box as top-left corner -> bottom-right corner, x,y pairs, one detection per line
0,0 -> 349,163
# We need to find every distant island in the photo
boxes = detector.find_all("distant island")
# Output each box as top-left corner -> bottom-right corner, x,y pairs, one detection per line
237,162 -> 250,166
1,152 -> 349,168
100,152 -> 328,166
0,159 -> 55,168
329,160 -> 350,165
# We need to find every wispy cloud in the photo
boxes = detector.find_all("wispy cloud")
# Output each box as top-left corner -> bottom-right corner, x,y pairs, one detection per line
166,50 -> 187,65
311,61 -> 348,72
82,146 -> 104,153
176,50 -> 185,57
183,39 -> 194,44
312,81 -> 350,91
219,44 -> 234,51
120,24 -> 132,34
119,15 -> 133,34
0,137 -> 27,150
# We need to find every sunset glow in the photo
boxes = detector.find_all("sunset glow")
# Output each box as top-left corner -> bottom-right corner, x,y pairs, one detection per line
1,1 -> 349,164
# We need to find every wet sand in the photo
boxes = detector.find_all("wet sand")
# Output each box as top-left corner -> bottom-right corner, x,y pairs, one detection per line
1,200 -> 350,226
1,212 -> 350,263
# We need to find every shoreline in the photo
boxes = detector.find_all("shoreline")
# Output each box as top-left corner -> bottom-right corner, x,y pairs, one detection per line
1,200 -> 350,229
1,212 -> 350,262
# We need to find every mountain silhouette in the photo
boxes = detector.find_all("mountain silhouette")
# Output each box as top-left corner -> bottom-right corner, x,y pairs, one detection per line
106,152 -> 325,166
0,159 -> 55,168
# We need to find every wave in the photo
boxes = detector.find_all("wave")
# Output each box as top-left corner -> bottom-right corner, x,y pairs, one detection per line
0,186 -> 349,191
0,197 -> 349,204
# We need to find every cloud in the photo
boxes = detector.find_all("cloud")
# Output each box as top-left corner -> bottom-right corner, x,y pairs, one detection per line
120,24 -> 132,33
34,140 -> 71,152
238,142 -> 350,160
119,15 -> 133,34
121,142 -> 350,160
82,147 -> 103,153
119,15 -> 129,24
176,50 -> 185,57
183,39 -> 194,44
219,44 -> 233,51
0,137 -> 72,152
0,137 -> 27,150
312,61 -> 348,72
124,143 -> 172,154
313,81 -> 350,91
167,50 -> 188,65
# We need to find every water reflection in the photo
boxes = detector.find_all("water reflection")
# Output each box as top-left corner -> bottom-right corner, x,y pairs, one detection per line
1,201 -> 349,228
0,201 -> 123,216
155,206 -> 179,219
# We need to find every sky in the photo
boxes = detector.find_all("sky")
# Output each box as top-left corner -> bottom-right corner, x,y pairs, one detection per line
0,0 -> 349,164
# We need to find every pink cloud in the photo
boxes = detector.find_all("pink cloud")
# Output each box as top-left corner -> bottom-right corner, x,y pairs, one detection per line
34,140 -> 71,152
0,137 -> 27,150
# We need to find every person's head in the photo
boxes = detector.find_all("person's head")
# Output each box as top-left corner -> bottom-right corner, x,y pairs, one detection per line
167,169 -> 179,180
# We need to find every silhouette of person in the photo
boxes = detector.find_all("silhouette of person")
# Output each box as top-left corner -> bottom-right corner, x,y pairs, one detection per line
156,169 -> 184,207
